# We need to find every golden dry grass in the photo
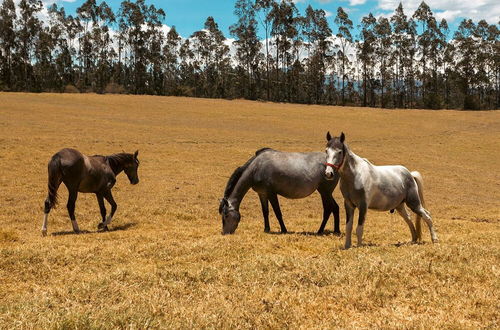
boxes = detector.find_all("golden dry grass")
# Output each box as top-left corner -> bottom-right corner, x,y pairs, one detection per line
0,92 -> 499,329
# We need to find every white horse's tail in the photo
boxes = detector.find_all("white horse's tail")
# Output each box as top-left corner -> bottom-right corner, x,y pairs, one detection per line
411,171 -> 425,241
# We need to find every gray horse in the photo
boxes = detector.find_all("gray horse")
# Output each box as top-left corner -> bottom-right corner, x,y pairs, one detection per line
324,132 -> 438,248
219,148 -> 340,235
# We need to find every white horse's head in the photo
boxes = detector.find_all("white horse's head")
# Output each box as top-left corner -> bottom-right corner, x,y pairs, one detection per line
325,131 -> 345,180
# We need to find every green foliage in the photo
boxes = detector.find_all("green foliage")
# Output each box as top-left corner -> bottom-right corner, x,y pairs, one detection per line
0,0 -> 497,109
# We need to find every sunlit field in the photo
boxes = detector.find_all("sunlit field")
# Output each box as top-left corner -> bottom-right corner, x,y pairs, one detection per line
0,93 -> 499,328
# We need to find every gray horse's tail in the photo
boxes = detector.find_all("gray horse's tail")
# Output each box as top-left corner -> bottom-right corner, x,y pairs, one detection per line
47,154 -> 62,209
411,171 -> 425,241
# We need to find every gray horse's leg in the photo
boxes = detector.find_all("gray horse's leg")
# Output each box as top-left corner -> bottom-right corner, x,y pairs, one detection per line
396,203 -> 417,243
268,194 -> 287,233
344,200 -> 355,249
317,191 -> 341,235
258,194 -> 270,233
331,197 -> 340,235
356,202 -> 367,247
317,191 -> 332,234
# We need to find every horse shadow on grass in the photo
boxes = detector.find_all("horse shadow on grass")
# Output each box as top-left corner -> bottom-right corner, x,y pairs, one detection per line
267,229 -> 342,237
51,222 -> 137,236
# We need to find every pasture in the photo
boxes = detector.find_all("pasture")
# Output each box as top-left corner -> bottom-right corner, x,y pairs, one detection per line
0,93 -> 499,328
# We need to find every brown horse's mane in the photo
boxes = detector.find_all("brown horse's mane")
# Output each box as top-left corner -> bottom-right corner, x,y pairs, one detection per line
223,148 -> 272,199
91,153 -> 135,174
106,153 -> 134,164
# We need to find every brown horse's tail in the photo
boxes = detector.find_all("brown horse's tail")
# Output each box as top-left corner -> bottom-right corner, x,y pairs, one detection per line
46,154 -> 62,210
411,171 -> 425,242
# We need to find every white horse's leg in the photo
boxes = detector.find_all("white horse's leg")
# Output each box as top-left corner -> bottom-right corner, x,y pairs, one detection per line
356,204 -> 367,246
42,213 -> 48,236
344,200 -> 355,249
396,204 -> 417,243
417,207 -> 438,243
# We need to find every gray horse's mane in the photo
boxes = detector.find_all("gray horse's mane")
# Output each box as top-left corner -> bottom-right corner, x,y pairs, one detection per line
223,148 -> 272,199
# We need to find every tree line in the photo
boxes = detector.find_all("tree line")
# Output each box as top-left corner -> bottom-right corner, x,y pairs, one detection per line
0,0 -> 498,110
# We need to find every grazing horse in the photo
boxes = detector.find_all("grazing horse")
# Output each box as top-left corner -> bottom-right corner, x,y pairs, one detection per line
324,132 -> 438,248
219,148 -> 340,235
41,148 -> 140,236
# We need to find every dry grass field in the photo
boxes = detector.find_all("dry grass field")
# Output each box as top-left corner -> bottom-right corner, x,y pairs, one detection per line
0,93 -> 499,329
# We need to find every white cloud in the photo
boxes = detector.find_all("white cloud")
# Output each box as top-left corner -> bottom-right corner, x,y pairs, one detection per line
349,0 -> 367,5
377,0 -> 500,23
324,10 -> 333,18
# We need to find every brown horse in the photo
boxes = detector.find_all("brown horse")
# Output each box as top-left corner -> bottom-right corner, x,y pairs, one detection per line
42,148 -> 140,236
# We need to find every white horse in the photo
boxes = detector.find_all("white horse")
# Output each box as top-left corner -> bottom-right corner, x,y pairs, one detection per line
324,132 -> 438,249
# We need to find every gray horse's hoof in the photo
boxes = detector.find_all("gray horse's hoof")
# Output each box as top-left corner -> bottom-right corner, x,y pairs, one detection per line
41,230 -> 47,237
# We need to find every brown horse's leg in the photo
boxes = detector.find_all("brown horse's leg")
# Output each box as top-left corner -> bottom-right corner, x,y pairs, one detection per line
96,193 -> 107,230
102,190 -> 117,230
42,162 -> 62,237
67,190 -> 80,233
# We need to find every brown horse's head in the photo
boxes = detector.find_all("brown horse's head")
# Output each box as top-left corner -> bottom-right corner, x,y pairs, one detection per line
124,150 -> 140,185
219,198 -> 240,234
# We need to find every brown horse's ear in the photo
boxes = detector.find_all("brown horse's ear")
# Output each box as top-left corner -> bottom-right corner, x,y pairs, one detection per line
326,131 -> 332,141
134,150 -> 139,158
340,132 -> 345,143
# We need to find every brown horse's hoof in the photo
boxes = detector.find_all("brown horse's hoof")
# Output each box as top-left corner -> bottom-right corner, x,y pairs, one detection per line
97,222 -> 105,230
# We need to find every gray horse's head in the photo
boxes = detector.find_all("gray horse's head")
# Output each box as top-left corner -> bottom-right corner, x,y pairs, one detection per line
124,150 -> 140,185
325,131 -> 345,180
219,198 -> 240,234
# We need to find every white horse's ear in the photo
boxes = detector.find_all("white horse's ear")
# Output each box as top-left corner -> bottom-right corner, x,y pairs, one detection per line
326,131 -> 332,141
340,132 -> 345,143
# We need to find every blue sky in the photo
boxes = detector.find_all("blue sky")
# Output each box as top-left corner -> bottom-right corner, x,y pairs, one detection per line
56,0 -> 499,39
